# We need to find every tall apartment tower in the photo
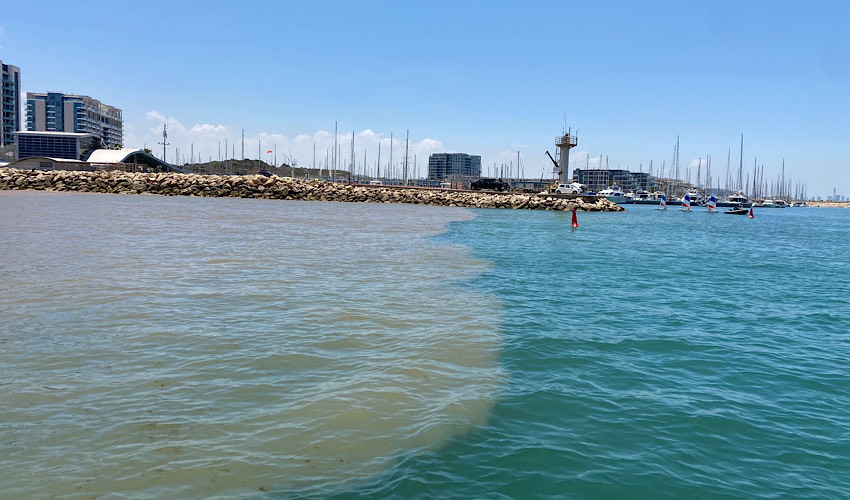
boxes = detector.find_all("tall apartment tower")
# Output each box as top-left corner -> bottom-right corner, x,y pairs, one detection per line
26,92 -> 123,148
1,60 -> 22,147
427,152 -> 482,180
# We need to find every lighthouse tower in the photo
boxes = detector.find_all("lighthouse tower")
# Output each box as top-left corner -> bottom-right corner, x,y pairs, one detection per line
555,132 -> 578,184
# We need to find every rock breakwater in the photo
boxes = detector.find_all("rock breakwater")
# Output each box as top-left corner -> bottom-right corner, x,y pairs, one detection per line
0,168 -> 624,212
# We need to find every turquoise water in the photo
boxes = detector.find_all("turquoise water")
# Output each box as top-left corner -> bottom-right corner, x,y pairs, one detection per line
353,205 -> 850,499
1,191 -> 848,498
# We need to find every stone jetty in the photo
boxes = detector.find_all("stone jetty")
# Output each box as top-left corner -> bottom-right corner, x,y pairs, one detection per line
806,201 -> 850,208
0,168 -> 625,212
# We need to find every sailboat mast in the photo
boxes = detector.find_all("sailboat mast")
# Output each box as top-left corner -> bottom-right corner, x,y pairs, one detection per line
403,129 -> 410,186
738,133 -> 744,193
333,121 -> 338,182
350,130 -> 355,183
697,158 -> 701,195
518,151 -> 521,180
675,135 -> 680,185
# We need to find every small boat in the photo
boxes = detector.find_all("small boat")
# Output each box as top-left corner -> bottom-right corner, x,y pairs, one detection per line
774,199 -> 788,208
718,192 -> 752,208
706,194 -> 718,213
598,186 -> 627,204
654,193 -> 668,210
724,204 -> 749,215
679,193 -> 692,211
685,189 -> 702,206
632,190 -> 657,204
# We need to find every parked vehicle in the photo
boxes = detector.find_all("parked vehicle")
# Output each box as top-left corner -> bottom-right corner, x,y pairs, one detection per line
471,178 -> 510,191
554,182 -> 583,194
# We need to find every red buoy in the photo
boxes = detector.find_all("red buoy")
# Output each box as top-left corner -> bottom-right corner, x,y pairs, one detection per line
572,209 -> 580,228
748,207 -> 754,219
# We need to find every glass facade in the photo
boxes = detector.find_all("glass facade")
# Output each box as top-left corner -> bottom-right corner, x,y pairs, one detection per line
572,169 -> 657,193
15,133 -> 101,160
427,153 -> 482,181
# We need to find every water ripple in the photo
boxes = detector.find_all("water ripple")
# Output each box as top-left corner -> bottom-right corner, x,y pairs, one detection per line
0,191 -> 504,498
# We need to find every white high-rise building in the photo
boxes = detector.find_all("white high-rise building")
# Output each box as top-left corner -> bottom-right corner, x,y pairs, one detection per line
26,92 -> 122,148
427,152 -> 482,181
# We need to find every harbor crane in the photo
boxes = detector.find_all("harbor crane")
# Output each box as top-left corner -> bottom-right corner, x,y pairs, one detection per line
546,150 -> 584,195
546,150 -> 561,174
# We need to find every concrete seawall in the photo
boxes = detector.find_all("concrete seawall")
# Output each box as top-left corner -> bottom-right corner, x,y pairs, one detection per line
0,168 -> 625,212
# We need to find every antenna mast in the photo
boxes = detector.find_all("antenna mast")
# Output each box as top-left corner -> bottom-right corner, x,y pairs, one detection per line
157,121 -> 170,163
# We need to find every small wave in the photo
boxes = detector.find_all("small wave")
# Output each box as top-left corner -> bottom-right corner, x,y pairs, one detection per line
0,193 -> 505,498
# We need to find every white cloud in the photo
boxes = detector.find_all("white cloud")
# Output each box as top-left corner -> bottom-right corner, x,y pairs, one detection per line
145,110 -> 166,122
190,123 -> 227,134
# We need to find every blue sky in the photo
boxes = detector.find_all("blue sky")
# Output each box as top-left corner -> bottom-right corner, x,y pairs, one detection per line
2,0 -> 848,196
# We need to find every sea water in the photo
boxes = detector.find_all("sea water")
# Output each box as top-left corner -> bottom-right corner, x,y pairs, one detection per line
1,191 -> 848,498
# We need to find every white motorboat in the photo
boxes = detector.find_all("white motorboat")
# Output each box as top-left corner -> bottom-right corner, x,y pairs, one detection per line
598,186 -> 627,204
718,192 -> 752,208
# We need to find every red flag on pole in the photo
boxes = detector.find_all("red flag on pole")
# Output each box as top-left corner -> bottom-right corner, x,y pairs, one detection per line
267,150 -> 273,154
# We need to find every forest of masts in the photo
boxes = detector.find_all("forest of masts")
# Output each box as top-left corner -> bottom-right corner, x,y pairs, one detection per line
168,124 -> 432,186
167,128 -> 808,200
574,134 -> 808,201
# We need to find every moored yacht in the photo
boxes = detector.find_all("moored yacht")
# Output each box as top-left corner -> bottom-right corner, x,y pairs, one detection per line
631,190 -> 659,204
718,192 -> 752,208
598,186 -> 628,204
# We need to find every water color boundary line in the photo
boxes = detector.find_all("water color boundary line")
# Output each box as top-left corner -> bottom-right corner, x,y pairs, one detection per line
0,168 -> 624,212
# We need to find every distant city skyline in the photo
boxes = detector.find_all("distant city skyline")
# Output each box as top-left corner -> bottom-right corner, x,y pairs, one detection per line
1,0 -> 848,196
